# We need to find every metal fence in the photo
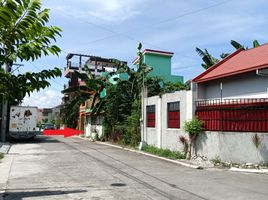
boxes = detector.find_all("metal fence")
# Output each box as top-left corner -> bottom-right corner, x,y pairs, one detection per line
196,98 -> 268,132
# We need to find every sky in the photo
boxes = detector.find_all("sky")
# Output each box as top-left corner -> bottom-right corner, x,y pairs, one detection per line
22,0 -> 268,108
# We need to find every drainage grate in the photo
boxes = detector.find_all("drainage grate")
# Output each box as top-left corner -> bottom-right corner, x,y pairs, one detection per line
110,183 -> 126,187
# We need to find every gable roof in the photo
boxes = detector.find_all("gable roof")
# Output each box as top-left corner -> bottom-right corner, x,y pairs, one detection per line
193,43 -> 268,83
133,49 -> 174,64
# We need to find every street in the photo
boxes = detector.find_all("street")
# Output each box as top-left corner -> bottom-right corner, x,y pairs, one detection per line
1,136 -> 268,200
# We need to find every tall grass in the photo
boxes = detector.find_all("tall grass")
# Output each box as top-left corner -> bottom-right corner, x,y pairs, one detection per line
143,145 -> 185,159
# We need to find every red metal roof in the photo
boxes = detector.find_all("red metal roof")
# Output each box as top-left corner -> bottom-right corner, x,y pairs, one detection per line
193,43 -> 268,83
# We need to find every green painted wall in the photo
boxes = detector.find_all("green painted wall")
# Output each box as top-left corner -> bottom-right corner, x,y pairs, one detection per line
143,53 -> 184,83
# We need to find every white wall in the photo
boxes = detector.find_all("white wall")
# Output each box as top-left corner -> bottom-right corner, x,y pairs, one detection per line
197,71 -> 268,100
143,91 -> 194,151
143,88 -> 268,164
84,115 -> 103,138
196,131 -> 268,164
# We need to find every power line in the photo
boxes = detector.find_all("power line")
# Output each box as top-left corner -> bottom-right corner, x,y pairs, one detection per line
60,0 -> 232,58
155,0 -> 231,25
29,62 -> 64,90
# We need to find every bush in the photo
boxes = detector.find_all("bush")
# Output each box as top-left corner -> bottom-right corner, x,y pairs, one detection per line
183,118 -> 204,159
183,118 -> 204,138
143,145 -> 185,159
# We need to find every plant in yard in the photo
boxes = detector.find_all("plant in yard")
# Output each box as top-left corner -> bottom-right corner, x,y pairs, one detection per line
252,133 -> 262,163
0,153 -> 4,160
211,156 -> 221,165
143,145 -> 185,160
178,135 -> 189,158
183,118 -> 204,159
252,133 -> 262,149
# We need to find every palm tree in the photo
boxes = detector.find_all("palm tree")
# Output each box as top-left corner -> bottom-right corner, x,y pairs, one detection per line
195,48 -> 219,69
230,40 -> 260,50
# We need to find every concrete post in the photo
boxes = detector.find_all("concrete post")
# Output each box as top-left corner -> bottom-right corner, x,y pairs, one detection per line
157,96 -> 162,148
139,86 -> 147,150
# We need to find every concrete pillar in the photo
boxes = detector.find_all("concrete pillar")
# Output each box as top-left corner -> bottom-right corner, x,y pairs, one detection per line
157,96 -> 162,148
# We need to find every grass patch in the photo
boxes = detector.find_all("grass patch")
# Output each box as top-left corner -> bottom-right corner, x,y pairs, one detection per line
0,153 -> 4,160
143,145 -> 185,160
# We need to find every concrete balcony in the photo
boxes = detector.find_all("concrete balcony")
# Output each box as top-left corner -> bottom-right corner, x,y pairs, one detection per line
64,61 -> 87,78
64,61 -> 79,78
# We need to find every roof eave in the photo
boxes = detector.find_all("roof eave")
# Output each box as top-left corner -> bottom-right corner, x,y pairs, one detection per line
195,64 -> 268,83
192,49 -> 244,83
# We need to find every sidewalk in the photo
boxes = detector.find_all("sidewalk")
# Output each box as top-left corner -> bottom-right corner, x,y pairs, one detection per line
0,143 -> 12,199
77,137 -> 268,175
0,155 -> 14,200
95,141 -> 203,169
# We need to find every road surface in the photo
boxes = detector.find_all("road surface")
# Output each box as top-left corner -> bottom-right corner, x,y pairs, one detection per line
1,136 -> 268,200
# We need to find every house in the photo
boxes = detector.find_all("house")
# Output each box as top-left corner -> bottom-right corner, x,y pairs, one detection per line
63,53 -> 125,137
37,108 -> 43,124
143,44 -> 268,164
63,53 -> 92,105
192,44 -> 268,133
133,49 -> 184,83
42,108 -> 53,123
191,44 -> 268,163
193,44 -> 268,100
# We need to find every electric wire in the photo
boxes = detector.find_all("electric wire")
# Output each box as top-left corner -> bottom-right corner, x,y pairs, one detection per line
59,0 -> 232,59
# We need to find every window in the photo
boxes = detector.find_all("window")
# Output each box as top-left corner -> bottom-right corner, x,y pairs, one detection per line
146,105 -> 155,127
167,101 -> 180,128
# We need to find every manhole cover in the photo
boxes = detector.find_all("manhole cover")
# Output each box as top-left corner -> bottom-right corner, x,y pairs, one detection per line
110,183 -> 127,187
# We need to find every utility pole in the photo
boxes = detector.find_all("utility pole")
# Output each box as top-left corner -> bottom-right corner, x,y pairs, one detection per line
0,64 -> 11,142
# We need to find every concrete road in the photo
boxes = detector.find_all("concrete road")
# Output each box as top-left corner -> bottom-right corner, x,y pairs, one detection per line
1,136 -> 268,200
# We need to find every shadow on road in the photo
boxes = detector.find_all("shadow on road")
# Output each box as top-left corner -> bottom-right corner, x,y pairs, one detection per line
3,189 -> 87,200
10,136 -> 61,144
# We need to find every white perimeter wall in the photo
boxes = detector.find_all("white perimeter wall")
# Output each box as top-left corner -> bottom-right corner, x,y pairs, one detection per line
143,87 -> 268,164
196,131 -> 268,164
142,90 -> 194,151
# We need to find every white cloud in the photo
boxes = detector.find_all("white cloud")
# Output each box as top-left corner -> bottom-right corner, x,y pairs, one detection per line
22,88 -> 63,109
45,0 -> 145,23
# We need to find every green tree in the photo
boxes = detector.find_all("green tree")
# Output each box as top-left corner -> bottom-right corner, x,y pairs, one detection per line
195,48 -> 219,69
61,66 -> 117,128
0,67 -> 61,104
0,0 -> 61,66
196,40 -> 261,70
162,81 -> 187,93
230,40 -> 260,50
0,0 -> 62,104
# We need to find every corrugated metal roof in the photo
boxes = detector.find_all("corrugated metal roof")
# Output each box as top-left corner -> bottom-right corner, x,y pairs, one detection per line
193,43 -> 268,83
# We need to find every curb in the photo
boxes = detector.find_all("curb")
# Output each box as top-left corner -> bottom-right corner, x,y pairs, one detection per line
94,141 -> 202,169
229,167 -> 268,175
0,144 -> 11,154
